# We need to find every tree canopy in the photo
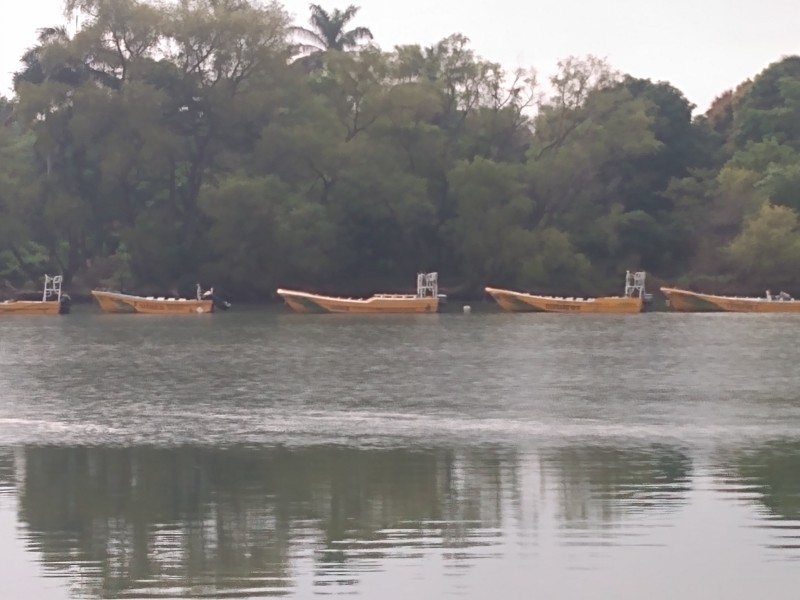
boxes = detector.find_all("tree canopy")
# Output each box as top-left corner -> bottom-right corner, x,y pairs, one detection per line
2,0 -> 800,299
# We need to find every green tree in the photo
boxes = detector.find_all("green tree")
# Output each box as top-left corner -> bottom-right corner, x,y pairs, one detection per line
15,0 -> 294,290
733,56 -> 800,150
447,157 -> 589,292
526,57 -> 663,283
200,174 -> 336,296
8,2 -> 800,297
728,202 -> 800,290
0,120 -> 50,285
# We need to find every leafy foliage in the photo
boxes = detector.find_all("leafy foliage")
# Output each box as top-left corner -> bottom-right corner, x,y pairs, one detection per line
728,203 -> 800,291
3,2 -> 800,297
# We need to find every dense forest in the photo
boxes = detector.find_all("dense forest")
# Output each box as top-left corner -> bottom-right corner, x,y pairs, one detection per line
2,0 -> 800,300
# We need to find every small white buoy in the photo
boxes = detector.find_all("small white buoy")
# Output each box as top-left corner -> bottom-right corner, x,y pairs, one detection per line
463,305 -> 471,314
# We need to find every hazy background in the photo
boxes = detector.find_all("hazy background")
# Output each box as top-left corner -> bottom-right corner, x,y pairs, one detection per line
2,0 -> 798,113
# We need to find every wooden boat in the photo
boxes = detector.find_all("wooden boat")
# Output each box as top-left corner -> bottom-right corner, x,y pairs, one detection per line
277,272 -> 445,314
660,287 -> 800,313
485,271 -> 648,314
91,284 -> 230,315
0,275 -> 70,316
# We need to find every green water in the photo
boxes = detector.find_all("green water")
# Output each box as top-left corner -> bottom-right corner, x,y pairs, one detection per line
1,310 -> 799,598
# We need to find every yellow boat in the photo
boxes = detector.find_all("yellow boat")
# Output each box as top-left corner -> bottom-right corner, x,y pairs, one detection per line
485,271 -> 648,314
277,272 -> 445,314
0,275 -> 70,316
91,285 -> 230,315
661,287 -> 800,313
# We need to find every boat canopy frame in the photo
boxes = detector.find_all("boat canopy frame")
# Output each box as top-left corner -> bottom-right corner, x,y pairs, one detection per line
624,271 -> 646,299
416,272 -> 438,298
42,275 -> 63,303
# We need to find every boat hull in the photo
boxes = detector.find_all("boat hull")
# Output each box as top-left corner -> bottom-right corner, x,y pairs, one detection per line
91,290 -> 214,314
485,287 -> 643,314
661,287 -> 800,313
0,300 -> 63,315
277,289 -> 439,314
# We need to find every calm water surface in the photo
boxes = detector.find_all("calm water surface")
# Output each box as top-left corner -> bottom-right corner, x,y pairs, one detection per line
1,308 -> 800,598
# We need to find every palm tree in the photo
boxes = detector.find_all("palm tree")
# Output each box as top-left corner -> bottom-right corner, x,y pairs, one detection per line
14,25 -> 121,92
13,26 -> 74,89
289,4 -> 373,60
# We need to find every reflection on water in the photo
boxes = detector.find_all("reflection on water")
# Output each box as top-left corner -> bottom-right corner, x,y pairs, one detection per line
541,445 -> 692,530
3,312 -> 800,597
7,445 -> 516,598
0,442 -> 798,598
723,441 -> 800,521
713,441 -> 800,559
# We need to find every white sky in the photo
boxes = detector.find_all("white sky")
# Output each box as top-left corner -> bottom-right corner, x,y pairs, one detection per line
2,0 -> 799,113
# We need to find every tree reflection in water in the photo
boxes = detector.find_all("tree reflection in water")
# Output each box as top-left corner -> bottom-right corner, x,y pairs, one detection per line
539,444 -> 693,530
721,440 -> 800,521
6,441 -> 798,597
12,445 -> 517,597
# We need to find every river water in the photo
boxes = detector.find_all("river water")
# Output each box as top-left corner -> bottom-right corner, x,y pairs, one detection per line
1,309 -> 800,598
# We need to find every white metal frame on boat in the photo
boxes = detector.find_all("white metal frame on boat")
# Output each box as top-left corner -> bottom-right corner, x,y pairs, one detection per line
624,271 -> 646,299
42,275 -> 63,303
372,272 -> 439,300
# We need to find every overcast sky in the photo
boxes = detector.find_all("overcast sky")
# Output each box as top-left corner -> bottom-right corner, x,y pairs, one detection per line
2,0 -> 799,113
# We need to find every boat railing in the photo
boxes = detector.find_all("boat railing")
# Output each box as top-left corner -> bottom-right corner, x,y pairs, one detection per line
527,293 -> 597,302
374,293 -> 418,299
42,275 -> 63,303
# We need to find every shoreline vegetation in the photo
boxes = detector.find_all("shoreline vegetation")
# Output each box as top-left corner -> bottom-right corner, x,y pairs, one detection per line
3,1 -> 800,303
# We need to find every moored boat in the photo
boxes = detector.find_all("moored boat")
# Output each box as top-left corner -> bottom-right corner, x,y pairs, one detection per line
91,284 -> 230,315
485,271 -> 648,314
0,275 -> 70,316
277,272 -> 445,314
660,287 -> 800,313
